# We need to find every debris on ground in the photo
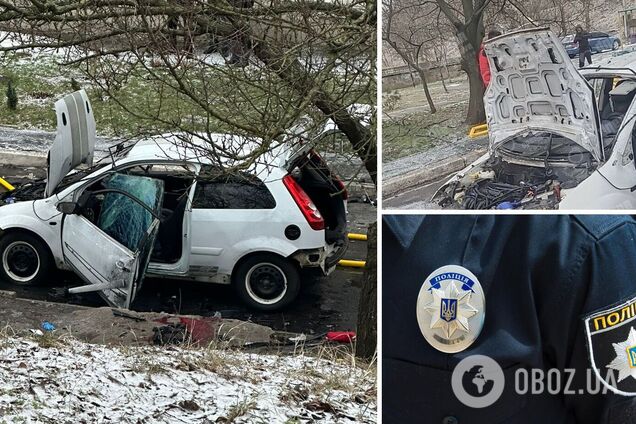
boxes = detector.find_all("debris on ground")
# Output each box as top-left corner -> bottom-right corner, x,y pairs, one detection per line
327,331 -> 357,343
0,335 -> 376,423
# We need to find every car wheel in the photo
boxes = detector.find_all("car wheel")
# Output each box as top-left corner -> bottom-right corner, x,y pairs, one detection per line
0,232 -> 51,286
233,254 -> 300,311
613,40 -> 620,50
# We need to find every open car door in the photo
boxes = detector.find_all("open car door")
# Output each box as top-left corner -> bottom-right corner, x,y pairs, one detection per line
60,174 -> 164,309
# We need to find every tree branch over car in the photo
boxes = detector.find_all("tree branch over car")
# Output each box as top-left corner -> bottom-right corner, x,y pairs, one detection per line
0,0 -> 376,182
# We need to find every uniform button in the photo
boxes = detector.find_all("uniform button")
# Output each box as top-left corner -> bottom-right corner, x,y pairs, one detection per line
442,416 -> 458,424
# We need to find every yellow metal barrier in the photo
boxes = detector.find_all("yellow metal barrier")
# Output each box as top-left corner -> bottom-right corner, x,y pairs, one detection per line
347,233 -> 367,241
0,177 -> 14,191
338,259 -> 366,268
468,123 -> 488,138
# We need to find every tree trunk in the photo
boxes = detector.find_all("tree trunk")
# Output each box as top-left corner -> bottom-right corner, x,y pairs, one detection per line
435,0 -> 485,124
461,50 -> 485,124
438,67 -> 448,93
416,68 -> 437,113
356,221 -> 377,359
433,48 -> 448,93
408,65 -> 417,88
386,41 -> 437,114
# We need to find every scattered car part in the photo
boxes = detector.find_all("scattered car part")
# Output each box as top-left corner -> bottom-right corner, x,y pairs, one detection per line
326,331 -> 356,343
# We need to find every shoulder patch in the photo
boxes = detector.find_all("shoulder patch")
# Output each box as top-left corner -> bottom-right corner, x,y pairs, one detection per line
584,295 -> 636,396
574,215 -> 635,240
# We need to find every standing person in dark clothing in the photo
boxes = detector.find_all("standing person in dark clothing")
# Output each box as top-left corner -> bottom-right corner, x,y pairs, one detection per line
575,26 -> 592,68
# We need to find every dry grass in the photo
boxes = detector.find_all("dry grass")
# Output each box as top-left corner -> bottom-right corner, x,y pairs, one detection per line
0,324 -> 377,422
221,399 -> 257,423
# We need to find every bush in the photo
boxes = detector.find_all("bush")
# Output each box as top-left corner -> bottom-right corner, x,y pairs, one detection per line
382,91 -> 401,112
6,80 -> 17,110
70,78 -> 81,91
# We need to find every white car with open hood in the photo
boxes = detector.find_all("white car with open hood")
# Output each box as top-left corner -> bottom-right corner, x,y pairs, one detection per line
0,90 -> 349,311
433,28 -> 636,209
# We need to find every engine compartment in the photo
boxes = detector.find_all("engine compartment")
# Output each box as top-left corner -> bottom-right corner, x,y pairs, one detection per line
435,154 -> 597,210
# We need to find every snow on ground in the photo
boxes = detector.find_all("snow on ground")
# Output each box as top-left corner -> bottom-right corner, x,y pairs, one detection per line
0,336 -> 376,423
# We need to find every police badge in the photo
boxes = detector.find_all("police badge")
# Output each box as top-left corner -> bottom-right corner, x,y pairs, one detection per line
584,296 -> 636,395
416,265 -> 485,353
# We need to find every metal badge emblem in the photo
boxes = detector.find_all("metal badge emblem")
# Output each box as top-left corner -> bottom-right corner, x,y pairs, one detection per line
416,265 -> 486,353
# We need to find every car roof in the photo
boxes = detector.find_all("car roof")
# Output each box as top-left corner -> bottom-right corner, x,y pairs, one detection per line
579,48 -> 636,78
119,133 -> 292,180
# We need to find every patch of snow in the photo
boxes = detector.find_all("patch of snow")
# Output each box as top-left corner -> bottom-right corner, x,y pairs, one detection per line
201,53 -> 227,66
0,336 -> 376,423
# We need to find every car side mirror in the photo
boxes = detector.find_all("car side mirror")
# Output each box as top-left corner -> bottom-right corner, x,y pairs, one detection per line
56,201 -> 80,214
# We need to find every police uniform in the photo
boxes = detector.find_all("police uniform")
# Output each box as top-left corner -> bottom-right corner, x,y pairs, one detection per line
383,215 -> 636,424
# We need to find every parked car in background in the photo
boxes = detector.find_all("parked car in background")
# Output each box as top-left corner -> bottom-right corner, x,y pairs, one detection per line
562,32 -> 621,57
0,90 -> 349,311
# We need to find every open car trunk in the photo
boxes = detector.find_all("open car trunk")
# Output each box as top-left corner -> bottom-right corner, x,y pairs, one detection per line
291,150 -> 347,245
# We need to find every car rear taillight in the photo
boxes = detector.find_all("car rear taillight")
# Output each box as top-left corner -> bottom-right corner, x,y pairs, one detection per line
283,175 -> 325,231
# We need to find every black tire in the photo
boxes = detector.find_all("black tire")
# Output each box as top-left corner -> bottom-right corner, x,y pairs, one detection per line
0,232 -> 51,286
233,254 -> 300,311
613,40 -> 620,50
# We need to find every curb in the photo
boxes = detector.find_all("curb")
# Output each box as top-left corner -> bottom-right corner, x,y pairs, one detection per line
0,150 -> 46,168
383,148 -> 487,199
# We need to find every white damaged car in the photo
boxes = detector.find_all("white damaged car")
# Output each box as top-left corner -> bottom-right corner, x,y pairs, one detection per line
0,90 -> 349,310
433,28 -> 636,209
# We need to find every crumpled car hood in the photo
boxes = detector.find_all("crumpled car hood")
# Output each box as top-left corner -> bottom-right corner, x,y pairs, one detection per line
484,28 -> 602,161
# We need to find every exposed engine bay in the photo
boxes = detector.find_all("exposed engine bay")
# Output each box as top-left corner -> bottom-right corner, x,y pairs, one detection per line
434,132 -> 598,209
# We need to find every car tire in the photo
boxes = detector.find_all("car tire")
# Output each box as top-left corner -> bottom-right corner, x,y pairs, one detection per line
0,232 -> 51,286
233,254 -> 300,311
613,40 -> 620,50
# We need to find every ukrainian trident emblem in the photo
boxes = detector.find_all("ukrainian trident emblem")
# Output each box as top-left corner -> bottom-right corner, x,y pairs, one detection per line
440,298 -> 457,322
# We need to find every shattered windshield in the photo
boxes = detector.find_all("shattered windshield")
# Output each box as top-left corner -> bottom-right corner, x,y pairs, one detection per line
497,131 -> 594,163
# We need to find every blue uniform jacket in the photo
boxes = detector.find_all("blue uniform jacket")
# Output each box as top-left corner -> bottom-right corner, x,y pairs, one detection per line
383,215 -> 636,424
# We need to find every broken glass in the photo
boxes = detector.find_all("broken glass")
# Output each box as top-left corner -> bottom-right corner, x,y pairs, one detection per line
97,174 -> 164,251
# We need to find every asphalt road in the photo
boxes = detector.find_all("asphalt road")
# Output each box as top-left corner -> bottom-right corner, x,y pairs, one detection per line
0,190 -> 375,335
383,173 -> 452,210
